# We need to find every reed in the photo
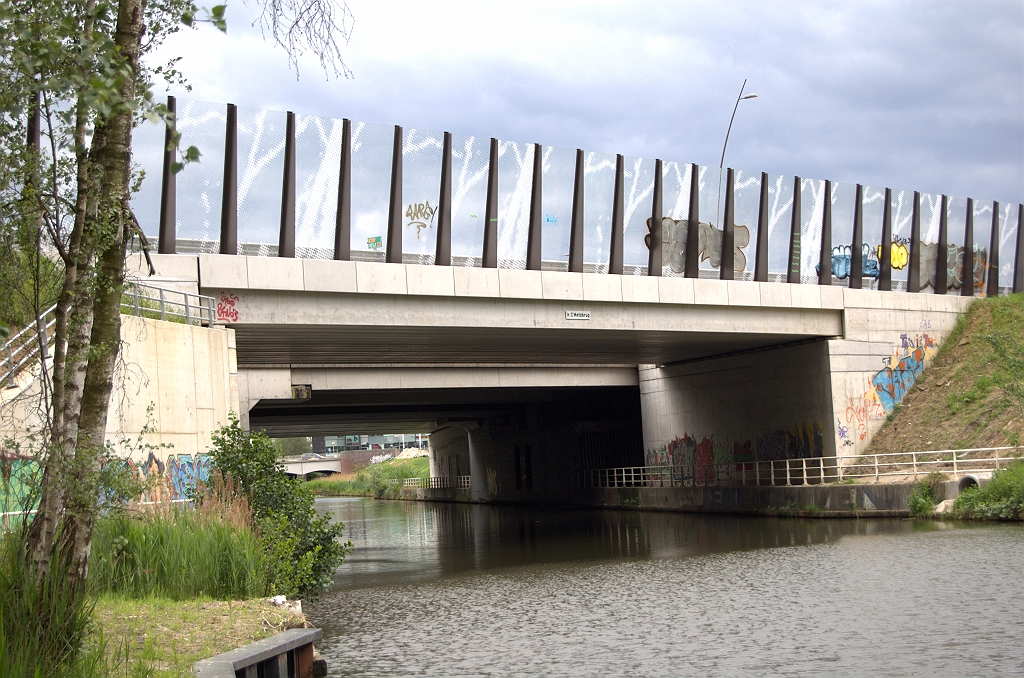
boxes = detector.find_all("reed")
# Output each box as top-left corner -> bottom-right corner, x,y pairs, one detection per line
90,482 -> 268,601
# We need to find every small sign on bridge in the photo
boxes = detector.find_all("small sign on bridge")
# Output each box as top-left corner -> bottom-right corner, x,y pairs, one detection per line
565,311 -> 590,321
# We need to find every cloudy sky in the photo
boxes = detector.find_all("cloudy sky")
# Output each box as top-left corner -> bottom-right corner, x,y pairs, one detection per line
145,0 -> 1023,209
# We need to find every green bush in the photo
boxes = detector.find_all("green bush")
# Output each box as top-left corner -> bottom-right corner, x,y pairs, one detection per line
953,459 -> 1024,520
908,471 -> 946,517
203,417 -> 350,596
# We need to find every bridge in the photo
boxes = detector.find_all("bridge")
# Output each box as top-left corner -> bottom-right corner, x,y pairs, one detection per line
5,96 -> 1024,509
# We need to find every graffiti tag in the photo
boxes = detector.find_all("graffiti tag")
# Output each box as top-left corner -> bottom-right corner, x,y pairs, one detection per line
217,292 -> 239,322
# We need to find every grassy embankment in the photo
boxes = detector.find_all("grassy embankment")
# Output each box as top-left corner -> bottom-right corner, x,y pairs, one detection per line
867,292 -> 1024,452
306,456 -> 429,499
878,293 -> 1024,520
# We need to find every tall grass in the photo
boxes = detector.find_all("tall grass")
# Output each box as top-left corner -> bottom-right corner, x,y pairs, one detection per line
90,481 -> 268,601
306,457 -> 429,499
0,528 -> 111,677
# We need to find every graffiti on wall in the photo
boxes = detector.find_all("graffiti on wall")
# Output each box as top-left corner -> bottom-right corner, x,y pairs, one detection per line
645,217 -> 751,274
818,244 -> 880,280
835,331 -> 939,448
919,244 -> 988,294
167,453 -> 211,500
645,423 -> 825,470
872,333 -> 937,414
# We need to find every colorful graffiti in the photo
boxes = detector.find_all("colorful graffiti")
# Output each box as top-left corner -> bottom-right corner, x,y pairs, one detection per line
645,217 -> 751,274
646,423 -> 825,471
877,238 -> 911,271
167,453 -> 211,500
872,334 -> 936,414
818,244 -> 880,280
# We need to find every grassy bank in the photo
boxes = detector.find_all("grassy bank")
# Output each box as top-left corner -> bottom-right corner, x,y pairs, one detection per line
307,457 -> 429,499
868,293 -> 1024,453
92,595 -> 306,677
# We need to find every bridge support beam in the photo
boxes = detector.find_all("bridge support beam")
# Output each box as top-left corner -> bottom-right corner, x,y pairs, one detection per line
987,202 -> 1000,298
466,423 -> 491,503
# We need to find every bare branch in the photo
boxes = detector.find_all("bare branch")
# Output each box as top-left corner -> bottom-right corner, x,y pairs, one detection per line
248,0 -> 354,79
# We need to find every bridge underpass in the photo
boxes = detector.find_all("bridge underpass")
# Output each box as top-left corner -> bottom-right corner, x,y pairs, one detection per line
130,253 -> 974,506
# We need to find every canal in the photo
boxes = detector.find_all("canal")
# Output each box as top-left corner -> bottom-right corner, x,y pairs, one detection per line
306,497 -> 1023,677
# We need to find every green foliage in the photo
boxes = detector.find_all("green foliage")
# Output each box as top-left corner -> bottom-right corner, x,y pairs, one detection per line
274,436 -> 312,457
0,529 -> 101,677
953,459 -> 1024,520
90,510 -> 266,601
306,457 -> 429,498
908,471 -> 946,517
204,416 -> 350,596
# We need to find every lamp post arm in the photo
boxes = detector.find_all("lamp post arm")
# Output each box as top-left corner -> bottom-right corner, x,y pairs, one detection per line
719,79 -> 747,170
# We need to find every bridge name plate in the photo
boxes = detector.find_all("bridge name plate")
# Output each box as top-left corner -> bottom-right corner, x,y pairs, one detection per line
565,311 -> 591,321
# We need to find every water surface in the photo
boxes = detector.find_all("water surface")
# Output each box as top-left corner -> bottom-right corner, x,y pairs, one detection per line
307,498 -> 1023,677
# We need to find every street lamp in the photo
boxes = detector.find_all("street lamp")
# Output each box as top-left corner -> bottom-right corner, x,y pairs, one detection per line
715,79 -> 757,228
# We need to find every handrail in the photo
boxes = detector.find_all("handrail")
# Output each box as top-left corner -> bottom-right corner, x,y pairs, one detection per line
402,476 -> 471,490
2,282 -> 218,389
2,305 -> 56,389
835,447 -> 1023,482
578,447 -> 1024,489
121,280 -> 218,327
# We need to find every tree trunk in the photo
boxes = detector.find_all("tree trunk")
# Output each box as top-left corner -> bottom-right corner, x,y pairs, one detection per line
60,0 -> 144,583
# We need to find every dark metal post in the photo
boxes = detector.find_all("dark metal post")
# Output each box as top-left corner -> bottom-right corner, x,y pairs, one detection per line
608,154 -> 625,275
787,176 -> 802,284
907,191 -> 922,293
879,188 -> 892,291
961,198 -> 974,297
684,163 -> 699,278
1015,204 -> 1024,294
434,131 -> 452,266
753,172 -> 769,282
526,143 -> 542,271
26,91 -> 40,149
482,138 -> 498,268
934,195 -> 948,294
818,180 -> 832,286
220,103 -> 238,255
648,159 -> 663,277
568,149 -> 585,273
386,125 -> 403,264
987,201 -> 1000,297
720,168 -> 735,280
850,184 -> 864,289
278,111 -> 296,258
334,118 -> 352,261
158,95 -> 177,254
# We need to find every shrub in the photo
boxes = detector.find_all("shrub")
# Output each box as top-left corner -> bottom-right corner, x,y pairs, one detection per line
908,471 -> 946,517
953,459 -> 1024,520
203,416 -> 351,596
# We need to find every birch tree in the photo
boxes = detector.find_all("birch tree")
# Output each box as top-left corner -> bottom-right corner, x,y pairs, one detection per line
0,0 -> 352,585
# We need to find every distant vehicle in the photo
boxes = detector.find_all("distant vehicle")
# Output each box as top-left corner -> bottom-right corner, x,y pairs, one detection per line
299,453 -> 325,460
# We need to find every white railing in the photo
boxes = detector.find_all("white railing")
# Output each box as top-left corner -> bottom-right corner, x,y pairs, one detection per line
2,304 -> 56,389
578,458 -> 833,489
2,283 -> 217,390
836,447 -> 1023,482
401,476 -> 471,490
578,447 -> 1024,489
121,281 -> 217,327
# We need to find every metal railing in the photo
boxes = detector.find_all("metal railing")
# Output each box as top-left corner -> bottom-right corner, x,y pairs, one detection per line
578,458 -> 833,489
2,283 -> 217,390
836,447 -> 1023,482
2,304 -> 57,389
121,281 -> 217,327
401,475 -> 471,490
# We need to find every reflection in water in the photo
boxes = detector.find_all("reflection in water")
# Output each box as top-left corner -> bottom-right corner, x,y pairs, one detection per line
309,499 -> 1023,677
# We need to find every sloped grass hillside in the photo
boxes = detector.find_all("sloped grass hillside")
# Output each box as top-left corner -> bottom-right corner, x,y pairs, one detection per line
868,293 -> 1024,453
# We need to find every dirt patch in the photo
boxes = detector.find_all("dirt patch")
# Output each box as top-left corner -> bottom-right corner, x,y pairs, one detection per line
867,294 -> 1024,454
